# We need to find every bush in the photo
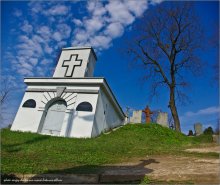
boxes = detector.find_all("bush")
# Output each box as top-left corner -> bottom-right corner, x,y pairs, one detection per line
203,127 -> 214,135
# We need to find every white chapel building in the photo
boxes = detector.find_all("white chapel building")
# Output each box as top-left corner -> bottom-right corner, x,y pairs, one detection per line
11,47 -> 126,138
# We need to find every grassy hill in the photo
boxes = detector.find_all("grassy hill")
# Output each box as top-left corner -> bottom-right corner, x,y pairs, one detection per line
1,123 -> 214,174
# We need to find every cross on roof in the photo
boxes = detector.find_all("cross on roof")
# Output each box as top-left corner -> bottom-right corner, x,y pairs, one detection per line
62,54 -> 82,77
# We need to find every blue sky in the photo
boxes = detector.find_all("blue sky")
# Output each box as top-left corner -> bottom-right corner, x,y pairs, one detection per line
1,0 -> 219,134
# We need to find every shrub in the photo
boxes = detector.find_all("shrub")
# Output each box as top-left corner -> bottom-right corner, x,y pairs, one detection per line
203,127 -> 214,135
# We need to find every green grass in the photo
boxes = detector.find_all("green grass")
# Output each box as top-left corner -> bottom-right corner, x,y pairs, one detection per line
1,123 -> 214,174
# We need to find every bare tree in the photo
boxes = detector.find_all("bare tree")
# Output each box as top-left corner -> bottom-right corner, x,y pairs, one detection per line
1,81 -> 12,106
168,113 -> 174,130
0,78 -> 14,126
127,2 -> 203,132
209,24 -> 219,83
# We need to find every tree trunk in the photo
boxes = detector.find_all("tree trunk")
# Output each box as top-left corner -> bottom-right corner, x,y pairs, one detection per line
169,87 -> 181,132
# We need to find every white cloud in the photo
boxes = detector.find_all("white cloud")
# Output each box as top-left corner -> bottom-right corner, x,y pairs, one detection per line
53,32 -> 62,42
29,1 -> 43,14
74,30 -> 89,42
52,24 -> 72,42
85,17 -> 104,33
21,21 -> 33,33
41,59 -> 51,65
5,75 -> 17,88
18,35 -> 43,56
20,62 -> 33,70
32,35 -> 44,43
57,41 -> 67,48
56,24 -> 71,38
36,66 -> 45,76
35,26 -> 52,43
6,0 -> 158,78
17,49 -> 33,57
73,18 -> 83,26
13,9 -> 22,17
150,0 -> 164,5
37,26 -> 51,39
45,5 -> 69,16
72,0 -> 149,51
125,0 -> 148,17
44,45 -> 53,54
104,22 -> 124,38
185,106 -> 220,117
90,35 -> 112,49
29,58 -> 38,66
106,1 -> 135,25
17,68 -> 33,76
87,1 -> 106,16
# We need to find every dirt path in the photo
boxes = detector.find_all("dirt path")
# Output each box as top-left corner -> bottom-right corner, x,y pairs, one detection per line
101,146 -> 220,184
185,145 -> 220,153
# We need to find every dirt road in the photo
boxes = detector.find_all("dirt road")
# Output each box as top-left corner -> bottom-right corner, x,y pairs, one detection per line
101,145 -> 220,184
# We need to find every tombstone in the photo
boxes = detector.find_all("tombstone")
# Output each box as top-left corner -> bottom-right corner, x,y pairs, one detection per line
156,112 -> 168,127
11,47 -> 126,138
212,135 -> 220,144
130,110 -> 142,123
194,123 -> 203,136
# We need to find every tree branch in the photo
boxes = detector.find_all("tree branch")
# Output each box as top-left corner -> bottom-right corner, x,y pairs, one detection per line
137,40 -> 171,87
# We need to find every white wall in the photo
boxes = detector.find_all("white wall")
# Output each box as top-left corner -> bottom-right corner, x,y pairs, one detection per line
69,93 -> 98,138
91,93 -> 105,137
53,48 -> 96,78
92,89 -> 125,137
11,92 -> 44,132
85,52 -> 96,77
101,89 -> 124,129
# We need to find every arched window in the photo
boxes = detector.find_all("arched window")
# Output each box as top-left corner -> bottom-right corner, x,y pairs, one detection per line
22,99 -> 36,108
76,102 -> 93,112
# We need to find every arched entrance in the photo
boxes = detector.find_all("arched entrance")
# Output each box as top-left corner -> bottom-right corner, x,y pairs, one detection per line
41,100 -> 67,136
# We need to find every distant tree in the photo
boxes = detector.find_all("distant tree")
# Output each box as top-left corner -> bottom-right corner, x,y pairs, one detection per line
127,2 -> 203,132
0,81 -> 11,106
187,130 -> 193,136
7,124 -> 12,129
0,78 -> 14,126
203,127 -> 214,135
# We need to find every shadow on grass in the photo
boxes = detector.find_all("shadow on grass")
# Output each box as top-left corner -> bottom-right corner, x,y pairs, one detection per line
2,136 -> 50,153
35,159 -> 159,184
1,159 -> 159,184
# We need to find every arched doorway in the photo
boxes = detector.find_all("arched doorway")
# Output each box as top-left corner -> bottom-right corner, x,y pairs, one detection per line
41,100 -> 67,136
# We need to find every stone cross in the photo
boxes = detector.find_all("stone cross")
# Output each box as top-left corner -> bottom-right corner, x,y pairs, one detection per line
62,54 -> 82,77
142,105 -> 153,124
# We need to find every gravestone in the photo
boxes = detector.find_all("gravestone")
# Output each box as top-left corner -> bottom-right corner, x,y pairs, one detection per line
156,112 -> 168,127
130,110 -> 142,123
194,123 -> 203,136
212,135 -> 220,144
